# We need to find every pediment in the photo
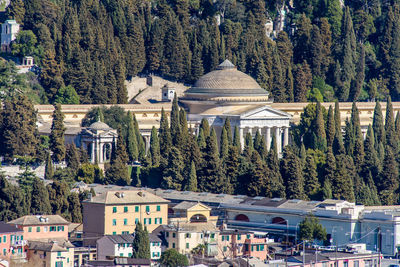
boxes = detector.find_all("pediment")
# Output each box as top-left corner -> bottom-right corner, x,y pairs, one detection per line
240,105 -> 292,119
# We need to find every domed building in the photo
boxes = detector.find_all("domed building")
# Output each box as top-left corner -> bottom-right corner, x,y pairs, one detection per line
79,121 -> 118,164
181,60 -> 291,154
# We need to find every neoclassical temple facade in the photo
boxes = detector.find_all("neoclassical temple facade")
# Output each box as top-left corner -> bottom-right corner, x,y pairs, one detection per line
180,60 -> 291,154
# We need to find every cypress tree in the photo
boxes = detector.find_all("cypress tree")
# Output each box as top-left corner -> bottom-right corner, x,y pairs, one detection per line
303,155 -> 320,200
372,101 -> 385,145
310,25 -> 323,78
199,118 -> 210,137
395,111 -> 400,139
223,118 -> 232,144
185,161 -> 198,192
352,102 -> 364,171
133,115 -> 146,162
333,101 -> 345,154
243,132 -> 253,158
127,112 -> 139,163
159,108 -> 172,158
267,136 -> 286,198
344,119 -> 355,156
326,106 -> 335,148
149,127 -> 160,167
47,181 -> 70,219
351,43 -> 365,101
333,154 -> 355,202
326,0 -> 342,38
314,101 -> 326,151
294,61 -> 312,102
132,223 -> 150,259
50,104 -> 66,162
323,148 -> 336,195
68,193 -> 82,223
247,151 -> 270,197
233,126 -> 241,151
388,9 -> 400,99
66,144 -> 80,170
179,109 -> 189,152
105,157 -> 130,186
162,147 -> 184,190
197,128 -> 206,150
170,94 -> 181,146
113,127 -> 129,165
281,146 -> 306,200
385,96 -> 397,150
363,125 -> 379,179
220,127 -> 229,160
44,152 -> 54,180
224,145 -> 240,194
377,147 -> 399,205
30,177 -> 52,215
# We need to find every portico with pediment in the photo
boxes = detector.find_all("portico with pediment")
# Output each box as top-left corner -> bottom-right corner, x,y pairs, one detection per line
180,60 -> 292,154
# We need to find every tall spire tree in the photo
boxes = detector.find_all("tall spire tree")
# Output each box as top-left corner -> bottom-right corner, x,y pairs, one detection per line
372,101 -> 385,146
49,104 -> 66,162
281,146 -> 306,200
159,108 -> 172,159
385,96 -> 397,150
150,127 -> 160,167
170,94 -> 181,146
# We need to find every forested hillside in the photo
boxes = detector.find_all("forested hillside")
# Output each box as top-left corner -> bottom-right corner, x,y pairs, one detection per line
4,0 -> 400,104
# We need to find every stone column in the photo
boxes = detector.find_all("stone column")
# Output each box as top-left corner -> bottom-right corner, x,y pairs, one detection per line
247,127 -> 253,137
265,127 -> 271,151
145,135 -> 151,154
91,142 -> 95,163
239,127 -> 244,150
275,127 -> 282,155
283,126 -> 289,147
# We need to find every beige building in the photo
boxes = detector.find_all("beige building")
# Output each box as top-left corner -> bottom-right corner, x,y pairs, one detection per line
163,202 -> 220,256
27,240 -> 74,267
82,190 -> 169,246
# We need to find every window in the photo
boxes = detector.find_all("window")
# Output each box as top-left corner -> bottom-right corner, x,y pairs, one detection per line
148,218 -> 151,224
260,245 -> 264,251
135,218 -> 139,224
172,243 -> 175,248
157,205 -> 161,211
135,206 -> 139,212
227,236 -> 230,241
36,227 -> 40,232
222,236 -> 225,241
146,206 -> 150,212
57,252 -> 61,257
172,233 -> 176,238
124,219 -> 128,225
201,234 -> 203,238
343,261 -> 348,267
50,226 -> 56,232
113,207 -> 117,213
112,232 -> 117,235
44,227 -> 48,232
186,233 -> 191,238
354,261 -> 359,267
159,218 -> 163,224
112,219 -> 117,226
124,207 -> 128,213
120,253 -> 124,257
211,233 -> 215,239
144,218 -> 147,225
2,249 -> 5,255
223,246 -> 227,252
28,227 -> 32,233
237,235 -> 241,240
246,234 -> 250,239
186,243 -> 189,249
128,253 -> 132,257
122,231 -> 129,234
166,232 -> 169,237
2,236 -> 5,243
155,218 -> 158,224
55,262 -> 63,267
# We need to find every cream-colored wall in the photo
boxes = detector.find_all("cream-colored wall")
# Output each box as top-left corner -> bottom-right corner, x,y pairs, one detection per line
48,248 -> 74,267
104,203 -> 168,234
18,225 -> 68,241
166,230 -> 219,255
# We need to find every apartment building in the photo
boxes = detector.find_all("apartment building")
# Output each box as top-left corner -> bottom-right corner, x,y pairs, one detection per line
0,221 -> 25,262
8,215 -> 69,241
83,190 -> 169,246
97,234 -> 135,260
27,240 -> 74,267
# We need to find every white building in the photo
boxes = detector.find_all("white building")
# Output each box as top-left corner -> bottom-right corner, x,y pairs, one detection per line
96,234 -> 134,260
1,20 -> 19,52
149,227 -> 163,262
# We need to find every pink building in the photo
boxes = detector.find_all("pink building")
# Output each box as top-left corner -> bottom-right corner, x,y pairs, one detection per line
0,221 -> 25,261
8,215 -> 69,241
287,251 -> 381,267
218,229 -> 269,260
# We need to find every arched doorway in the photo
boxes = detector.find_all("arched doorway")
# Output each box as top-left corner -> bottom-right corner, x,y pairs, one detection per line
190,214 -> 207,223
271,217 -> 287,225
234,214 -> 250,222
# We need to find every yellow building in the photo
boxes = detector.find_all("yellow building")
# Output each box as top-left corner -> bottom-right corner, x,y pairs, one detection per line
27,240 -> 74,267
82,190 -> 169,246
164,202 -> 219,256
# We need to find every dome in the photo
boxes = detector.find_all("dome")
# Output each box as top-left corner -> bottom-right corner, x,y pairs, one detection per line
183,60 -> 269,102
89,121 -> 111,130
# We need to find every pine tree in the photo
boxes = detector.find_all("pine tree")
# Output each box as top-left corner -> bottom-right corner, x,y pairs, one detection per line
351,43 -> 365,101
372,101 -> 385,145
333,154 -> 355,202
44,152 -> 54,180
68,193 -> 82,223
303,155 -> 320,200
351,102 -> 364,171
223,118 -> 232,144
377,147 -> 399,205
105,157 -> 130,186
185,161 -> 198,192
49,104 -> 66,162
149,127 -> 160,167
233,126 -> 241,151
310,25 -> 324,78
267,136 -> 285,198
132,223 -> 150,259
281,146 -> 306,200
199,118 -> 210,137
313,101 -> 326,151
293,14 -> 311,64
333,101 -> 344,154
112,127 -> 129,165
0,174 -> 28,221
247,151 -> 270,197
40,51 -> 64,102
162,147 -> 184,190
294,61 -> 312,102
30,177 -> 51,215
224,145 -> 240,194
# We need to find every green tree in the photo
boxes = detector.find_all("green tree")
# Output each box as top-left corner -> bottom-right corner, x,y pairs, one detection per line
185,161 -> 198,192
377,147 -> 399,205
149,126 -> 161,167
385,97 -> 397,150
65,144 -> 80,170
40,51 -> 64,102
326,0 -> 343,38
372,101 -> 385,145
304,155 -> 320,200
298,215 -> 327,241
105,157 -> 130,186
132,222 -> 150,259
326,106 -> 335,148
0,174 -> 28,221
11,30 -> 42,58
162,147 -> 184,190
76,163 -> 103,184
44,152 -> 54,180
54,86 -> 79,104
47,180 -> 70,219
30,177 -> 51,215
7,0 -> 25,25
281,147 -> 306,200
127,112 -> 139,163
160,249 -> 189,267
159,108 -> 172,158
49,104 -> 66,162
68,192 -> 82,223
247,151 -> 270,197
220,127 -> 229,160
170,94 -> 181,146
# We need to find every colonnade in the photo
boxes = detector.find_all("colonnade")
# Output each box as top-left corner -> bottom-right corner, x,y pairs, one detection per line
239,126 -> 290,154
88,141 -> 114,163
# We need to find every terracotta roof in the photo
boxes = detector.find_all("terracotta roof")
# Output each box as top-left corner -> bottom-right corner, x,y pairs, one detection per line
0,221 -> 23,234
8,215 -> 69,226
85,190 -> 169,205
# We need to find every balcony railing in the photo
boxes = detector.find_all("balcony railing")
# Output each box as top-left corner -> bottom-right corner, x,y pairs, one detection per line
11,240 -> 27,246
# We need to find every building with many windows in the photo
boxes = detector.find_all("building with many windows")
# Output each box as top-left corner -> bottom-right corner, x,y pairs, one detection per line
96,234 -> 135,260
27,240 -> 74,267
8,215 -> 69,241
83,190 -> 169,246
0,221 -> 25,263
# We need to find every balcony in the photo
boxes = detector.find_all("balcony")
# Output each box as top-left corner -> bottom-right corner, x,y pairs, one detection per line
11,240 -> 27,247
10,252 -> 27,260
